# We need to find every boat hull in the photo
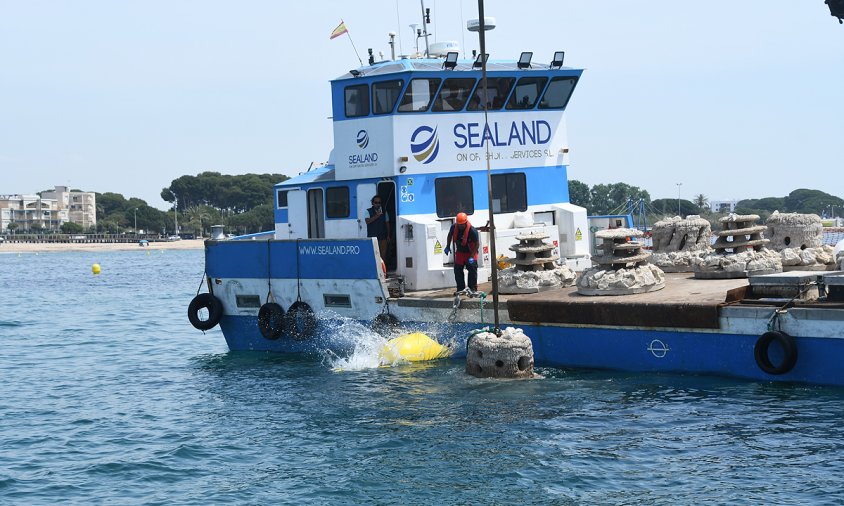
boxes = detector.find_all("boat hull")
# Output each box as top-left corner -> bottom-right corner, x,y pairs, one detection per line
203,238 -> 844,386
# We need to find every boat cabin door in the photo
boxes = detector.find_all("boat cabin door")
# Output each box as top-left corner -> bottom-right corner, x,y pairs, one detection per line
307,188 -> 325,238
287,189 -> 306,238
376,180 -> 397,271
356,183 -> 376,238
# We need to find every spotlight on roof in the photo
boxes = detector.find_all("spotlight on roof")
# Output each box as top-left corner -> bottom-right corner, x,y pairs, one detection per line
550,51 -> 565,69
472,53 -> 489,69
517,51 -> 533,69
349,69 -> 362,77
443,51 -> 459,70
828,0 -> 844,24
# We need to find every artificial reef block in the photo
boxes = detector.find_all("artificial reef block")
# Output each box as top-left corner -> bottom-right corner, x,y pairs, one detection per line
466,327 -> 534,379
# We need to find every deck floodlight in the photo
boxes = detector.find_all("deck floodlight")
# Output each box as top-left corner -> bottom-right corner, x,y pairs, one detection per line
443,51 -> 459,70
517,51 -> 533,69
472,53 -> 489,69
349,69 -> 361,77
828,0 -> 844,23
550,51 -> 565,69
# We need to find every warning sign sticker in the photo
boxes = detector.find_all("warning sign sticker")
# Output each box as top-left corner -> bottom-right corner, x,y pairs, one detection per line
434,240 -> 442,254
575,228 -> 583,241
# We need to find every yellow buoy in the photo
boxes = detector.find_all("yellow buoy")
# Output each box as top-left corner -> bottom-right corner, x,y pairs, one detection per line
92,263 -> 101,275
380,332 -> 452,363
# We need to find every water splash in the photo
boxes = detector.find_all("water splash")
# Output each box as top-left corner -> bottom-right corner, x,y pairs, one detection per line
316,312 -> 397,371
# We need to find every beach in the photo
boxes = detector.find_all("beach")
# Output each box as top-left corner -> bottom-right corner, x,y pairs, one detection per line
0,239 -> 205,254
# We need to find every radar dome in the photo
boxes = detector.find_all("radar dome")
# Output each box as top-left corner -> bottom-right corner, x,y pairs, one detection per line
467,17 -> 496,32
429,41 -> 459,57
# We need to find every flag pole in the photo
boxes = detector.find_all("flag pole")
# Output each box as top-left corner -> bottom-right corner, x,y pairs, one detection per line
346,32 -> 363,66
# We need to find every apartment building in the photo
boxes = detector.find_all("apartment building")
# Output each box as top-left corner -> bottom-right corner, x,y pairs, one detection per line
0,186 -> 96,232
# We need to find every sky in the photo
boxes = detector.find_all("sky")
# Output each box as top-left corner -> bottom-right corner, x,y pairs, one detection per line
1,0 -> 842,211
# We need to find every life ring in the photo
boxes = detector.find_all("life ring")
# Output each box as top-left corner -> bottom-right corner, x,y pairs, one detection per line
754,331 -> 798,375
188,293 -> 223,331
258,302 -> 285,340
372,312 -> 400,337
283,301 -> 317,341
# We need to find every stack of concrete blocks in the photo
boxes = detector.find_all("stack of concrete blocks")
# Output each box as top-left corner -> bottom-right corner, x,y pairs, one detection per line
498,232 -> 576,294
695,214 -> 782,279
649,215 -> 712,272
577,228 -> 665,295
765,212 -> 836,271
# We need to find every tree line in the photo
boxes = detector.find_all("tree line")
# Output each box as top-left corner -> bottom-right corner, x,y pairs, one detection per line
24,175 -> 841,236
568,180 -> 843,226
22,172 -> 289,236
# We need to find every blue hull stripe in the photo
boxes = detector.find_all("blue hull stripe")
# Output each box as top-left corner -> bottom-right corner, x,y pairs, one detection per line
205,239 -> 378,280
217,314 -> 844,387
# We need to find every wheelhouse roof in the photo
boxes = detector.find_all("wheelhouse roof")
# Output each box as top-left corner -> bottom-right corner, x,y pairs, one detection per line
333,58 -> 581,81
276,165 -> 335,188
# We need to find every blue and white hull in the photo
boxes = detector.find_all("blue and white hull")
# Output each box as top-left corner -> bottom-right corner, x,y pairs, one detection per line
203,239 -> 844,386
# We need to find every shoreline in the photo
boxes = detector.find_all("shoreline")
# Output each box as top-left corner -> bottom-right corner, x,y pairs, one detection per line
0,239 -> 205,254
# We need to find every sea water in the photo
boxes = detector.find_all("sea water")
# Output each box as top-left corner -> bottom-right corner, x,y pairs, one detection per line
2,249 -> 844,505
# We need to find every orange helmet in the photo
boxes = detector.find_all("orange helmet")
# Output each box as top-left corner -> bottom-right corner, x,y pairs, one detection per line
456,212 -> 468,224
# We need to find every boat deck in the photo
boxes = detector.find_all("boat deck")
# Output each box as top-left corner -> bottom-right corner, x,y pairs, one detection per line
395,273 -> 750,329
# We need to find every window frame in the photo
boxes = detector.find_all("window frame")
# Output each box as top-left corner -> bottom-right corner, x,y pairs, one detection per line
344,84 -> 370,118
372,79 -> 405,115
397,78 -> 442,113
435,176 -> 475,218
466,77 -> 516,111
538,76 -> 579,110
431,78 -> 477,112
325,186 -> 351,219
277,190 -> 288,209
491,173 -> 528,213
506,76 -> 549,110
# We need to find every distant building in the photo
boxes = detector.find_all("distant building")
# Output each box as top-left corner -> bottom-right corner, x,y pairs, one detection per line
0,194 -> 66,232
710,200 -> 737,213
41,186 -> 97,230
0,186 -> 96,232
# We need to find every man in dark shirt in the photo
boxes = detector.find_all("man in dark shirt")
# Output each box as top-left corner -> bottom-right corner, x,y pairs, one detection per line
444,212 -> 479,292
365,195 -> 390,262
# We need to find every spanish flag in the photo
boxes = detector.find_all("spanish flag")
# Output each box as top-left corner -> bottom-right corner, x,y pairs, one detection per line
330,20 -> 349,40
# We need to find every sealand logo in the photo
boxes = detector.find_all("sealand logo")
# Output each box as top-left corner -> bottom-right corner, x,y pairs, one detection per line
410,125 -> 439,164
356,129 -> 369,149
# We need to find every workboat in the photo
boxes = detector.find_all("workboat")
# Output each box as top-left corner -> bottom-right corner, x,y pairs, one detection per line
188,34 -> 844,387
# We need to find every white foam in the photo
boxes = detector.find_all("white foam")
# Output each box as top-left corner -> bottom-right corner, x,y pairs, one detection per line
316,312 -> 396,371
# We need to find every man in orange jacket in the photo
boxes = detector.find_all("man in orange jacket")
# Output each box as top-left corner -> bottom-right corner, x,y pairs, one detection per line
444,212 -> 479,292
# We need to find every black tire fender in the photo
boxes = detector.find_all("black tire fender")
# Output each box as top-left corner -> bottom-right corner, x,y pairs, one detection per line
283,301 -> 317,341
188,293 -> 223,331
258,302 -> 285,340
754,331 -> 798,375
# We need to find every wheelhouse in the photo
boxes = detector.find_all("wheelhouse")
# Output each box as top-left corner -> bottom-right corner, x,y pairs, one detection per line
273,55 -> 589,290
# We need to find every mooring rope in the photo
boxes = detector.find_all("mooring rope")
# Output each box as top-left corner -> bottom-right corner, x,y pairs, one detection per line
265,239 -> 275,304
195,272 -> 207,296
766,281 -> 817,331
295,239 -> 302,302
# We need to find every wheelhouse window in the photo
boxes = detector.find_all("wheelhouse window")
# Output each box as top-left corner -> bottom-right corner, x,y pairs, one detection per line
466,77 -> 515,111
435,176 -> 474,218
344,84 -> 370,117
538,76 -> 579,109
326,186 -> 350,218
491,173 -> 527,213
506,77 -> 548,110
432,78 -> 476,112
277,190 -> 288,208
372,79 -> 404,114
397,78 -> 441,112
